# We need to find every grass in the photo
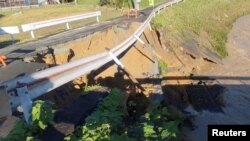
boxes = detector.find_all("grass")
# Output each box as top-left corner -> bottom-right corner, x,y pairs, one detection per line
152,0 -> 250,57
0,0 -> 166,45
0,0 -> 166,26
141,0 -> 166,9
0,3 -> 122,44
0,4 -> 94,26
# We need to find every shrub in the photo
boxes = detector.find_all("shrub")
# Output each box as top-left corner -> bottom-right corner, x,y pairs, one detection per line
99,0 -> 124,8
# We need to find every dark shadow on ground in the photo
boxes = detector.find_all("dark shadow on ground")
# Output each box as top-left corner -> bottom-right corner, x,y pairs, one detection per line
88,74 -> 250,114
2,64 -> 250,140
0,40 -> 20,49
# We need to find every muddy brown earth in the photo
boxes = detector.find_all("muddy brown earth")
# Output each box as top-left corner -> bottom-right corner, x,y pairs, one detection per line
182,15 -> 250,141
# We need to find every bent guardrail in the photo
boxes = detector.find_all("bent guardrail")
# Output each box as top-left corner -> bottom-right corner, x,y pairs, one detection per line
21,11 -> 101,38
0,0 -> 183,121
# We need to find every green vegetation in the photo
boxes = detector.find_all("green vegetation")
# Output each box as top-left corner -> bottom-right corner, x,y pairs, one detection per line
0,100 -> 54,141
140,0 -> 166,9
0,120 -> 35,141
158,60 -> 168,75
0,0 -> 167,44
0,3 -> 122,43
31,100 -> 54,130
78,0 -> 99,5
152,0 -> 250,57
1,90 -> 183,141
99,0 -> 124,8
65,88 -> 183,141
65,88 -> 127,141
97,0 -> 166,9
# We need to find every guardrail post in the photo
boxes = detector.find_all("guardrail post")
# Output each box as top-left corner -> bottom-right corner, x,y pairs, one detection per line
107,49 -> 124,68
96,16 -> 100,23
106,49 -> 145,92
66,22 -> 70,30
134,35 -> 145,45
30,30 -> 35,38
16,83 -> 33,123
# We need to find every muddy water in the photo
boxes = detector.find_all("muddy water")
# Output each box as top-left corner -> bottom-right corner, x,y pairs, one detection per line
183,15 -> 250,141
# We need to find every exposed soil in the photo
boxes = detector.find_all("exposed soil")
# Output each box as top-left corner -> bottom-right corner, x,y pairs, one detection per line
35,22 -> 157,109
21,22 -> 163,140
42,22 -> 140,65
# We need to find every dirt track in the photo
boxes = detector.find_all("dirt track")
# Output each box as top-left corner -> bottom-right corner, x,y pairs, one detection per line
183,15 -> 250,141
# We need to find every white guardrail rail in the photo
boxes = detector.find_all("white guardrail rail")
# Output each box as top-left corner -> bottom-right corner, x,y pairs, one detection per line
21,11 -> 101,38
0,0 -> 183,121
0,11 -> 101,41
0,26 -> 20,41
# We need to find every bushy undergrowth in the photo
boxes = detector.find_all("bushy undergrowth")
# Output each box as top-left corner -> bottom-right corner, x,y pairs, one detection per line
65,88 -> 183,141
98,0 -> 166,9
99,0 -> 124,8
1,90 -> 183,141
152,0 -> 250,57
0,100 -> 54,141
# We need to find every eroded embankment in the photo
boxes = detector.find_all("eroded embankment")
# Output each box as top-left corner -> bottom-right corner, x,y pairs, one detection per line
33,18 -> 227,141
21,22 -> 165,140
21,21 -> 164,111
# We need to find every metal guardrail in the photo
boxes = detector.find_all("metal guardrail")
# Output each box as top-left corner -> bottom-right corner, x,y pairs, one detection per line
0,11 -> 101,41
0,26 -> 20,41
0,0 -> 183,121
21,11 -> 101,38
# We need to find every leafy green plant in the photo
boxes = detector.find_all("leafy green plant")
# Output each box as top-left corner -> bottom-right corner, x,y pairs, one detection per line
31,100 -> 54,130
158,60 -> 168,75
0,120 -> 32,141
0,100 -> 55,141
1,100 -> 55,141
126,107 -> 183,141
65,88 -> 128,141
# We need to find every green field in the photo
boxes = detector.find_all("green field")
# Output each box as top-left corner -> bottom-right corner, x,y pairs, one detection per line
0,0 -> 166,44
152,0 -> 250,57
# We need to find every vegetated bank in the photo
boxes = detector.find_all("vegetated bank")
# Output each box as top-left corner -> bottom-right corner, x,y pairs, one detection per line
152,0 -> 250,57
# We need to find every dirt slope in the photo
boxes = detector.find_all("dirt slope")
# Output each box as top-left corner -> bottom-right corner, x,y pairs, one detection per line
183,15 -> 250,141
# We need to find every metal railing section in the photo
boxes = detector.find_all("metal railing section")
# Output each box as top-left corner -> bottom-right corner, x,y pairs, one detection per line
21,11 -> 101,38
